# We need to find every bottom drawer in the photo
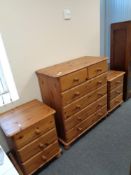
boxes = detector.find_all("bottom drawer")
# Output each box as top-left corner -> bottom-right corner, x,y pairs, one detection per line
22,141 -> 60,175
109,94 -> 123,111
65,106 -> 107,143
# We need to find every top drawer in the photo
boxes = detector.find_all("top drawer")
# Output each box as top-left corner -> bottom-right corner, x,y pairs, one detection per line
59,68 -> 87,91
13,115 -> 55,149
87,60 -> 108,79
108,76 -> 124,91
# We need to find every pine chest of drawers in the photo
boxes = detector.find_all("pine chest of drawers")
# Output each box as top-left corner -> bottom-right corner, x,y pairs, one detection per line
0,100 -> 61,175
36,56 -> 108,148
107,70 -> 125,112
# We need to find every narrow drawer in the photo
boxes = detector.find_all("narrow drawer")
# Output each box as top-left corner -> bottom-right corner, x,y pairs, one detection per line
61,73 -> 107,106
87,60 -> 108,79
109,94 -> 123,110
97,85 -> 107,99
64,101 -> 98,131
22,141 -> 60,175
108,76 -> 124,91
17,129 -> 57,162
13,115 -> 55,149
97,95 -> 107,111
60,68 -> 87,91
63,90 -> 97,119
109,85 -> 123,100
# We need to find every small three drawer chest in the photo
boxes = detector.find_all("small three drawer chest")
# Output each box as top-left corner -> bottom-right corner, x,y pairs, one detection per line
36,56 -> 108,148
107,70 -> 125,112
0,100 -> 61,175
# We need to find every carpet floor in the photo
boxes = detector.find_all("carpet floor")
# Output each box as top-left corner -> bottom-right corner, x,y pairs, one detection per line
36,99 -> 131,175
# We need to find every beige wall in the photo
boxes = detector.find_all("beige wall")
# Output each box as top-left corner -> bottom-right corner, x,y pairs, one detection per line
0,0 -> 101,150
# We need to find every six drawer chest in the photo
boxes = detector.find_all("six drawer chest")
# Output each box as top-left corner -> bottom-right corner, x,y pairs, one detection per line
36,56 -> 108,148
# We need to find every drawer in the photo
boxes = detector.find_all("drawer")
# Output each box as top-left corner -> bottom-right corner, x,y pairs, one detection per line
61,73 -> 107,106
60,68 -> 87,91
97,105 -> 107,120
63,90 -> 97,119
108,85 -> 123,100
13,115 -> 55,149
64,101 -> 98,131
109,94 -> 123,110
97,85 -> 107,99
22,141 -> 60,175
97,95 -> 107,110
17,129 -> 57,162
87,60 -> 108,79
65,107 -> 107,143
108,76 -> 124,91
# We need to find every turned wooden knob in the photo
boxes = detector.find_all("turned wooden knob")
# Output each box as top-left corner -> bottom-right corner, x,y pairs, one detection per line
76,104 -> 81,109
41,155 -> 47,161
73,78 -> 79,82
97,81 -> 102,85
77,116 -> 82,121
74,91 -> 80,97
35,128 -> 41,135
39,143 -> 44,149
96,68 -> 102,72
77,127 -> 83,132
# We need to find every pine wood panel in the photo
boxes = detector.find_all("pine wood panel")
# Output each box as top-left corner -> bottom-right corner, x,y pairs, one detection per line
22,141 -> 60,175
17,129 -> 57,162
60,68 -> 87,91
61,73 -> 107,106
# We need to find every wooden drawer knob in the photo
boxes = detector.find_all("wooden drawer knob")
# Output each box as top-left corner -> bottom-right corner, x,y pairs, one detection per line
76,104 -> 81,109
77,127 -> 83,132
96,68 -> 102,72
41,155 -> 47,161
35,128 -> 41,135
77,116 -> 82,121
39,143 -> 44,149
116,81 -> 121,84
98,104 -> 102,108
97,81 -> 102,85
116,91 -> 120,94
73,78 -> 79,82
74,91 -> 80,97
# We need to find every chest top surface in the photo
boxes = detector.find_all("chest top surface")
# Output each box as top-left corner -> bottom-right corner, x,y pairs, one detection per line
0,100 -> 55,137
107,70 -> 125,82
36,56 -> 107,78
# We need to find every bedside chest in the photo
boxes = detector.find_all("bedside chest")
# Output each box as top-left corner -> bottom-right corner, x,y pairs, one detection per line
0,100 -> 61,175
107,70 -> 125,112
36,56 -> 108,149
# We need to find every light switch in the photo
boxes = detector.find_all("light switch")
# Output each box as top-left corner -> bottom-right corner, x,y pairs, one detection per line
64,9 -> 71,20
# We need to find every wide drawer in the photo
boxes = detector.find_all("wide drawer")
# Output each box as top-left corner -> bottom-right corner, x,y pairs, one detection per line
65,107 -> 106,143
13,115 -> 55,149
60,68 -> 87,91
108,85 -> 123,100
17,128 -> 57,162
87,60 -> 108,79
63,90 -> 97,119
61,73 -> 107,106
22,141 -> 60,175
109,94 -> 123,110
108,75 -> 124,91
64,101 -> 98,131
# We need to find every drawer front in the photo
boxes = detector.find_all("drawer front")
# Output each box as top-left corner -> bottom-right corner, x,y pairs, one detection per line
87,60 -> 108,79
65,106 -> 107,143
108,76 -> 124,91
63,90 -> 97,119
17,129 -> 57,162
109,94 -> 123,110
60,68 -> 87,91
61,73 -> 107,106
97,85 -> 107,99
97,95 -> 107,111
22,141 -> 60,175
64,101 -> 98,131
109,85 -> 123,100
13,115 -> 55,149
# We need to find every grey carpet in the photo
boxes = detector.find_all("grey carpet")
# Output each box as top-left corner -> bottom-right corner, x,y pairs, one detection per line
37,99 -> 131,175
